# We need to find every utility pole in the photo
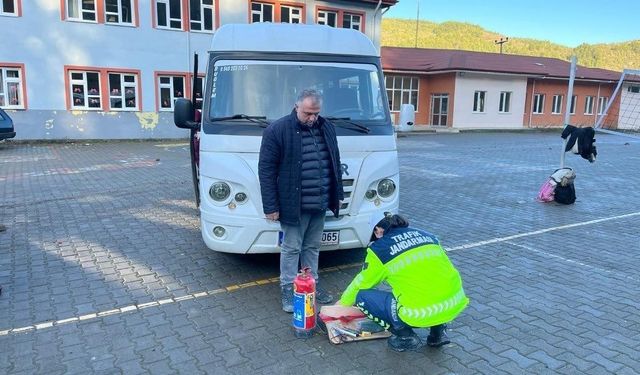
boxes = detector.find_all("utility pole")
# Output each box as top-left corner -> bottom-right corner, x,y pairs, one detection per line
495,37 -> 509,54
414,0 -> 420,48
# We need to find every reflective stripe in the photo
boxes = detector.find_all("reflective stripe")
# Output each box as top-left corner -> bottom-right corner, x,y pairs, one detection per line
356,303 -> 389,329
402,289 -> 466,319
388,247 -> 445,274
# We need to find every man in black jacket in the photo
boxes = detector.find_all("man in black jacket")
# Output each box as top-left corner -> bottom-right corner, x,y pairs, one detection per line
259,89 -> 344,312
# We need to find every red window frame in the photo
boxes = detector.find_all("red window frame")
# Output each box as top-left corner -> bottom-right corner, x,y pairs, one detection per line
247,0 -> 306,23
60,0 -> 140,27
315,6 -> 365,32
151,0 -> 220,32
0,62 -> 28,109
154,71 -> 188,112
64,65 -> 142,111
0,0 -> 22,16
154,71 -> 206,111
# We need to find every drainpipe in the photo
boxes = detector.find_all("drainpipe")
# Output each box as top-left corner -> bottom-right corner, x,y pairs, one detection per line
372,0 -> 383,52
528,79 -> 536,127
186,2 -> 192,79
595,83 -> 602,126
374,0 -> 383,16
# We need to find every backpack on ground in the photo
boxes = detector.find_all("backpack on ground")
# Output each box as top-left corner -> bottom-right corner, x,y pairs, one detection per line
554,183 -> 576,205
536,179 -> 556,202
550,168 -> 576,205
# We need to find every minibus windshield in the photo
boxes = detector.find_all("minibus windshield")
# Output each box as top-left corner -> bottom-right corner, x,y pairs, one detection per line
209,60 -> 388,124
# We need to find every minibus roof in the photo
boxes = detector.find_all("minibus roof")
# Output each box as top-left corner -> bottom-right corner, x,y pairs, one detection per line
210,23 -> 379,57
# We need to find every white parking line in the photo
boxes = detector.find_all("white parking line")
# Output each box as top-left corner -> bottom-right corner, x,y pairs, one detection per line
0,287 -> 231,337
0,264 -> 359,337
445,211 -> 640,252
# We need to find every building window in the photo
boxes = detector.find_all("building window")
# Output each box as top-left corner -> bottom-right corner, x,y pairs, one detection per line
0,66 -> 24,109
156,0 -> 182,29
105,0 -> 134,25
0,0 -> 18,16
569,95 -> 577,114
317,9 -> 337,27
193,75 -> 204,109
67,0 -> 97,21
190,0 -> 215,31
280,5 -> 301,24
158,75 -> 186,111
342,12 -> 361,31
584,96 -> 594,115
499,91 -> 511,113
385,76 -> 418,112
552,94 -> 563,114
473,91 -> 486,113
628,85 -> 640,94
532,94 -> 544,114
316,8 -> 364,31
108,72 -> 138,110
251,1 -> 273,23
69,70 -> 102,110
597,96 -> 608,115
66,67 -> 140,111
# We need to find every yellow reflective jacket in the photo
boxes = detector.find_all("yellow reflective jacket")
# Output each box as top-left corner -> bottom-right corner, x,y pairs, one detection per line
339,226 -> 468,327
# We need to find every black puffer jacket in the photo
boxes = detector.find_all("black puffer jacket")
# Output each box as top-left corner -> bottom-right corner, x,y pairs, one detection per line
259,110 -> 344,226
300,125 -> 331,212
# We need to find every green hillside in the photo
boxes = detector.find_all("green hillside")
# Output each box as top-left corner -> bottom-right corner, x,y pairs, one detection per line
382,18 -> 640,72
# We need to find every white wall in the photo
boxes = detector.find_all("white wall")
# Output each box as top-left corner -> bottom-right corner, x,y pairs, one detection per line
619,84 -> 640,130
453,72 -> 527,129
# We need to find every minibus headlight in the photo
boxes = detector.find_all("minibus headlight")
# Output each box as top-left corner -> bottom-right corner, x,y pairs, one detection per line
365,189 -> 377,200
377,179 -> 396,198
209,182 -> 231,201
213,226 -> 226,237
234,192 -> 248,203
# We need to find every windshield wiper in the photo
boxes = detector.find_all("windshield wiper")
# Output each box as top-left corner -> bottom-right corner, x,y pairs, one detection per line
325,117 -> 370,134
210,114 -> 270,127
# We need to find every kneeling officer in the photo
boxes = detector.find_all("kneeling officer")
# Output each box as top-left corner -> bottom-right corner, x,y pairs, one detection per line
337,213 -> 469,351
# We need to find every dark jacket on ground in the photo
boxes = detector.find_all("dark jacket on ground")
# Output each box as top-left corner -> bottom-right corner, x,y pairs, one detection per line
259,110 -> 344,226
561,125 -> 597,162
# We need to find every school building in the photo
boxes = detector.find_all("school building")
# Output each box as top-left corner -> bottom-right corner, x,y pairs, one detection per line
382,47 -> 638,130
0,0 -> 396,139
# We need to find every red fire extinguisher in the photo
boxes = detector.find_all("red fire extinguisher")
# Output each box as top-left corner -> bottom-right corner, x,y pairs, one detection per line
292,267 -> 316,338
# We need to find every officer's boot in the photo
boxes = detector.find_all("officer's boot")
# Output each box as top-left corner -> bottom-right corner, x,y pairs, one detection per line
427,324 -> 451,347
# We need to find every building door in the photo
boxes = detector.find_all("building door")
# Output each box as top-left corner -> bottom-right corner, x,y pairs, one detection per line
431,94 -> 449,126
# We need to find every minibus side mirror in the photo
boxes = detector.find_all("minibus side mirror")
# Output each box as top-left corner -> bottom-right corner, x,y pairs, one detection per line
174,98 -> 199,130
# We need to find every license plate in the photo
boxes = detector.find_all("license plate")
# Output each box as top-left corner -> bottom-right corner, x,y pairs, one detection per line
278,231 -> 340,246
321,231 -> 340,246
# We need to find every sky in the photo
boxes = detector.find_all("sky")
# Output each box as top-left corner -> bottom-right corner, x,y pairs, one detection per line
384,0 -> 640,47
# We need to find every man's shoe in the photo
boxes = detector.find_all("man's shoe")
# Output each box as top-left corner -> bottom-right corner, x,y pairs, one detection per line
387,333 -> 421,352
427,326 -> 451,347
281,284 -> 293,313
315,285 -> 334,304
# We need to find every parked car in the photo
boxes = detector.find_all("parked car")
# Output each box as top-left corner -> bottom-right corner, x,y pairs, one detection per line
0,108 -> 16,140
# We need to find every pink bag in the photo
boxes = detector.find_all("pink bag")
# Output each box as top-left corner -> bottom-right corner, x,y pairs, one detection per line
537,179 -> 556,202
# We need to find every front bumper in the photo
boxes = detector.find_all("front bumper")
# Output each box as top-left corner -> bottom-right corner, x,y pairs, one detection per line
0,131 -> 16,140
200,212 -> 378,254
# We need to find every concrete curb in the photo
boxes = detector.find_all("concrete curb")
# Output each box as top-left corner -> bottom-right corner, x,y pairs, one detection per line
396,126 -> 563,136
2,138 -> 190,145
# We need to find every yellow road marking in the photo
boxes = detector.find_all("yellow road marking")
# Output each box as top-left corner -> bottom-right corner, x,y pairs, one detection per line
0,263 -> 361,336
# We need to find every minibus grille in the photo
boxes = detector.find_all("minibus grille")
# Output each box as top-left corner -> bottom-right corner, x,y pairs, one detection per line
326,178 -> 354,219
